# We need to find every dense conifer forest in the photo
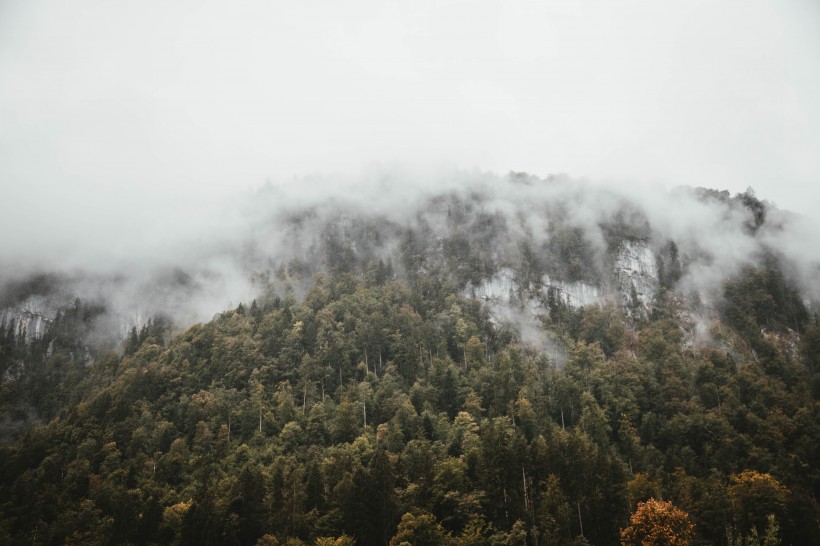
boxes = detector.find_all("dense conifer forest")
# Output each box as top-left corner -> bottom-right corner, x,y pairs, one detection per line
1,182 -> 818,545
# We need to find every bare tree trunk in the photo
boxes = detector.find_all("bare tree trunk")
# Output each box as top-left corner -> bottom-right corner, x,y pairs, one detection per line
577,500 -> 584,537
503,486 -> 509,524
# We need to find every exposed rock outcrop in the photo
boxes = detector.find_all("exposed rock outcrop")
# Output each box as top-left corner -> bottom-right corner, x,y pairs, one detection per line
613,240 -> 659,308
0,295 -> 70,341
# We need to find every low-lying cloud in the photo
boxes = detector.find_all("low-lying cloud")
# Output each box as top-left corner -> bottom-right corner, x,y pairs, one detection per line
6,168 -> 818,344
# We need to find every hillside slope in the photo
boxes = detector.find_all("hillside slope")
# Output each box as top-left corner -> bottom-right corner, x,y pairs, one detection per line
1,174 -> 819,545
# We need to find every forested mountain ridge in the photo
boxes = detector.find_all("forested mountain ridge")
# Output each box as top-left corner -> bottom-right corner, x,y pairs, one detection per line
1,174 -> 818,545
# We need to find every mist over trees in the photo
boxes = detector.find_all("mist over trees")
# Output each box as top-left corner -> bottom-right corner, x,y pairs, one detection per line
2,171 -> 819,335
1,173 -> 819,545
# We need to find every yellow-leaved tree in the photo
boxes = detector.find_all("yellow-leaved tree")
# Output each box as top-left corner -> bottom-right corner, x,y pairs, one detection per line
620,498 -> 695,546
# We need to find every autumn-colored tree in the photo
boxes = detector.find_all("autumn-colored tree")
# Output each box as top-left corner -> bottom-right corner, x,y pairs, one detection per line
389,512 -> 451,546
727,470 -> 788,538
620,498 -> 694,546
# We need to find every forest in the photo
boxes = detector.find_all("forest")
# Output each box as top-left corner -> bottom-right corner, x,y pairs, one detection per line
1,252 -> 818,545
1,183 -> 819,545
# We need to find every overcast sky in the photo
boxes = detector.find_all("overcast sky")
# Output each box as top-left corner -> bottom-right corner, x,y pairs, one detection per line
1,0 -> 819,266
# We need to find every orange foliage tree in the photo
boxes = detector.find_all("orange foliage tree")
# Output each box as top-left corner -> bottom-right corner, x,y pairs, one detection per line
620,498 -> 695,546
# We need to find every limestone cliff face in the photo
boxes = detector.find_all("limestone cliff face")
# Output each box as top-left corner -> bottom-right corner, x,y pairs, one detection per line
541,276 -> 602,308
472,268 -> 517,302
460,240 -> 663,364
0,293 -> 149,348
466,239 -> 661,325
0,295 -> 70,341
464,240 -> 660,344
613,240 -> 659,308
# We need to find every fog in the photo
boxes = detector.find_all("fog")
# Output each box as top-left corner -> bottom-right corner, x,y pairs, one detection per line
1,164 -> 819,337
1,1 -> 819,328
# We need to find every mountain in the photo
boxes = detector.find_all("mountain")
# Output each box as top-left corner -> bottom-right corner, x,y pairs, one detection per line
0,172 -> 818,545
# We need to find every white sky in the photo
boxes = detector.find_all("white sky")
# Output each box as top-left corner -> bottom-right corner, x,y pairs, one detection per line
1,0 -> 819,262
